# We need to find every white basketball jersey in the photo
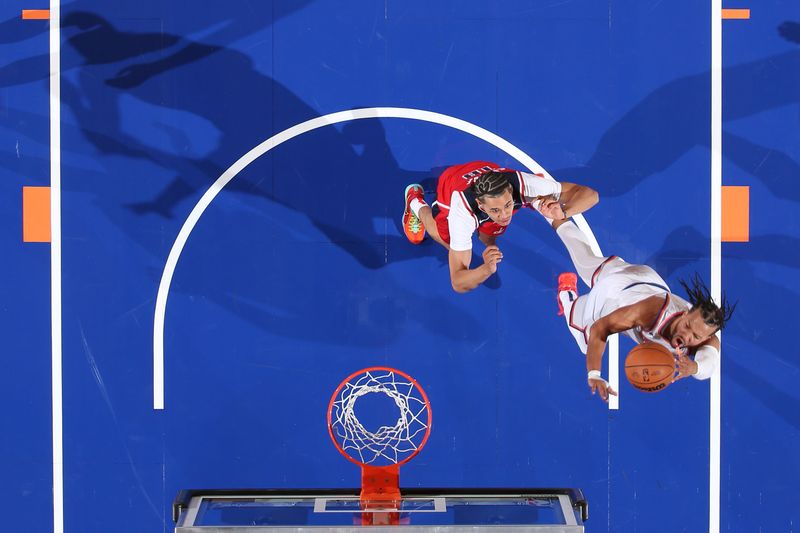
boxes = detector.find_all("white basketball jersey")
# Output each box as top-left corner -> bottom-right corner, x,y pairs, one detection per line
569,259 -> 690,354
624,292 -> 690,353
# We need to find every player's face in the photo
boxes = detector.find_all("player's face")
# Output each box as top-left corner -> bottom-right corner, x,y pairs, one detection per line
669,310 -> 717,352
478,190 -> 515,226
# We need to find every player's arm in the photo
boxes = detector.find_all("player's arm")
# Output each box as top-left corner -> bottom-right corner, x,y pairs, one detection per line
585,295 -> 666,401
555,182 -> 599,218
449,247 -> 501,293
676,334 -> 721,381
518,172 -> 599,220
446,191 -> 502,293
535,182 -> 599,220
477,232 -> 497,247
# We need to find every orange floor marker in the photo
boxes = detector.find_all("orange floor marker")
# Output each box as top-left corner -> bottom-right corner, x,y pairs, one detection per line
21,9 -> 50,19
22,186 -> 51,243
721,186 -> 749,242
721,9 -> 750,19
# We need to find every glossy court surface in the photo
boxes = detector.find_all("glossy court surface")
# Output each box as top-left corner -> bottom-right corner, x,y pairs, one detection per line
1,1 -> 799,532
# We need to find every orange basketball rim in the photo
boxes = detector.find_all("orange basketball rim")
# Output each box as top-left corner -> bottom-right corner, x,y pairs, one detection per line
327,366 -> 433,524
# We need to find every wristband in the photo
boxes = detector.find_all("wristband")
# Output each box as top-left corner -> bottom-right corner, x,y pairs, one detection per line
587,370 -> 606,385
692,345 -> 719,380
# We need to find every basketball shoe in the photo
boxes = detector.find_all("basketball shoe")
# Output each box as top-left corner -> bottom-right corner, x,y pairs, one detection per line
557,272 -> 578,316
403,184 -> 427,244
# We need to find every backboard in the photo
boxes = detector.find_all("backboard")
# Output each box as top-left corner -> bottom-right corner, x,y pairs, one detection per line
173,488 -> 588,532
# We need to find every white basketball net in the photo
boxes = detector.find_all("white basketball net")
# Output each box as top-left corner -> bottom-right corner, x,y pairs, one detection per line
330,369 -> 430,465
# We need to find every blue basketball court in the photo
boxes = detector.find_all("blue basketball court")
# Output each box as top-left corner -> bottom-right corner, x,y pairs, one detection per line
1,1 -> 799,532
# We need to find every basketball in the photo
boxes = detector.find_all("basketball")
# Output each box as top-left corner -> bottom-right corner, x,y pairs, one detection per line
624,343 -> 676,393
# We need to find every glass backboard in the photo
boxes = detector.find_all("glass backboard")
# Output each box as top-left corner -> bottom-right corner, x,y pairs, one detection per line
174,488 -> 588,532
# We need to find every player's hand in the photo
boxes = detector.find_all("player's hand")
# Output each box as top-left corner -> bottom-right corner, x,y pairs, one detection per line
588,378 -> 617,403
673,353 -> 698,382
537,198 -> 567,220
482,245 -> 503,273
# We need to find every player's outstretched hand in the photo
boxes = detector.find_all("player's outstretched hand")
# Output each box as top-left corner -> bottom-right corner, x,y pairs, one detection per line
537,197 -> 566,220
673,353 -> 698,382
588,378 -> 617,403
482,245 -> 503,273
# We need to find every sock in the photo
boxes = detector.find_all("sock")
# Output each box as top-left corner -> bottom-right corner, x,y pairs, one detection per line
559,290 -> 577,316
559,290 -> 588,353
409,197 -> 427,218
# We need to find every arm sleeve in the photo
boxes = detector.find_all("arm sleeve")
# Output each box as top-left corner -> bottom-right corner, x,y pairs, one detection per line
518,171 -> 562,199
447,191 -> 477,252
692,345 -> 720,380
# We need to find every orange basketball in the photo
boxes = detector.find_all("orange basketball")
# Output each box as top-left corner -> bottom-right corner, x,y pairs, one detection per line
624,343 -> 676,393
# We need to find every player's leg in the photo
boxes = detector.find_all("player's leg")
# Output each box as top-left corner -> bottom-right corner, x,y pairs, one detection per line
556,272 -> 589,353
417,205 -> 449,249
555,220 -> 615,288
403,183 -> 450,249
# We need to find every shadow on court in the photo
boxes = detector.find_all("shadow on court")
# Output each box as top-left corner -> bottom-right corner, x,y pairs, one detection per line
555,23 -> 800,202
0,8 -> 502,345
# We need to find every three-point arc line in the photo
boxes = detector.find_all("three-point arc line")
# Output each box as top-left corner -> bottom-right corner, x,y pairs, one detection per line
151,107 -> 611,411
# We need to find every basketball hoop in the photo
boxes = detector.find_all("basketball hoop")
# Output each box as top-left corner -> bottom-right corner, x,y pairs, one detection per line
327,367 -> 432,525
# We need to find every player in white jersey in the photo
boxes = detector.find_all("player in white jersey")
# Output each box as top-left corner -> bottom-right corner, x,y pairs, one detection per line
552,220 -> 736,403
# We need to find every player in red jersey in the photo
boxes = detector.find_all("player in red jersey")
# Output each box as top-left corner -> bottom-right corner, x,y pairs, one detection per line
402,161 -> 599,293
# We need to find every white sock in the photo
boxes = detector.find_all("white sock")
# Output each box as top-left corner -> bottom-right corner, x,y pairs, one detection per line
559,290 -> 588,353
409,198 -> 427,218
559,290 -> 576,318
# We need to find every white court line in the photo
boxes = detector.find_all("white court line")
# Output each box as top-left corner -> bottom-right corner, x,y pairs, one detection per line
151,107 -> 610,409
50,1 -> 64,532
710,1 -> 722,532
607,334 -> 619,410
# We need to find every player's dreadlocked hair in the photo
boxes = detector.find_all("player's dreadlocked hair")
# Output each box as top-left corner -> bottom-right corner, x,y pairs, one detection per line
470,171 -> 512,201
679,273 -> 737,331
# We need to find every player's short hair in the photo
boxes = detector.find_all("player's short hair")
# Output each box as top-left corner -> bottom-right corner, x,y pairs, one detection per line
679,274 -> 737,332
470,171 -> 512,201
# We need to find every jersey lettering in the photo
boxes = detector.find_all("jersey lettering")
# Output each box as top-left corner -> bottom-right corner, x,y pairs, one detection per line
461,166 -> 496,184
